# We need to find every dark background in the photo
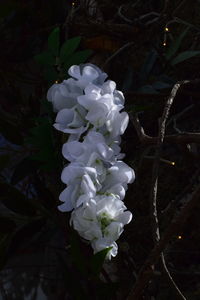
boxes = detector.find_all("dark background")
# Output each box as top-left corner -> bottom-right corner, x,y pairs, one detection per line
0,0 -> 200,299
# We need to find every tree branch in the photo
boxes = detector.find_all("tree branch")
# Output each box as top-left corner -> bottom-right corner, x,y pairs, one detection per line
127,181 -> 200,299
127,81 -> 190,300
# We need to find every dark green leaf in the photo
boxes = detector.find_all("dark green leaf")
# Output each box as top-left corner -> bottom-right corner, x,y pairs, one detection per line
139,49 -> 157,84
121,68 -> 134,92
11,157 -> 40,185
171,50 -> 200,65
63,50 -> 93,70
90,247 -> 112,276
152,81 -> 172,90
60,36 -> 81,63
34,51 -> 55,66
166,27 -> 190,60
48,27 -> 60,56
138,85 -> 159,94
0,182 -> 36,216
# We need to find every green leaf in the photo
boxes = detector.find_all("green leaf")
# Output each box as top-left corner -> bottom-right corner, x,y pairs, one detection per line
48,27 -> 60,56
171,50 -> 200,65
166,27 -> 190,60
152,81 -> 172,90
90,247 -> 112,276
139,49 -> 157,83
60,36 -> 81,63
34,51 -> 55,66
11,157 -> 40,185
63,50 -> 93,70
0,155 -> 10,172
138,85 -> 159,94
0,182 -> 36,216
121,68 -> 134,92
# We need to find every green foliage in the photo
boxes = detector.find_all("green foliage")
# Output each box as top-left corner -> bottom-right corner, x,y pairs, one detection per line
35,27 -> 92,83
171,50 -> 200,65
60,36 -> 81,63
48,27 -> 60,56
90,247 -> 112,276
165,27 -> 190,61
63,49 -> 93,70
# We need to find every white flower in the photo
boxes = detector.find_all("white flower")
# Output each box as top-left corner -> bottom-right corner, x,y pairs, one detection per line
101,80 -> 125,108
47,78 -> 82,112
58,162 -> 101,211
77,85 -> 113,128
62,131 -> 114,163
70,195 -> 132,258
68,64 -> 107,89
48,63 -> 134,259
91,239 -> 118,259
53,105 -> 88,137
100,161 -> 135,200
106,109 -> 129,137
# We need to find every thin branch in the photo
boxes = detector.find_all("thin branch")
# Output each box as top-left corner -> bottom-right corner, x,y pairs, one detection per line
127,81 -> 189,300
149,81 -> 187,299
127,181 -> 200,299
161,253 -> 186,300
102,42 -> 134,68
129,116 -> 200,144
150,81 -> 188,240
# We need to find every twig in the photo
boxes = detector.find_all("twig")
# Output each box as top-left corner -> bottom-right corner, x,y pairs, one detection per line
172,0 -> 187,17
150,81 -> 187,299
128,81 -> 189,300
150,81 -> 188,242
102,42 -> 134,68
161,253 -> 186,300
127,181 -> 200,299
118,5 -> 133,24
129,117 -> 200,145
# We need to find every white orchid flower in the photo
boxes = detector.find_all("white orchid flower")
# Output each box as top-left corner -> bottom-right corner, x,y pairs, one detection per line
53,105 -> 88,137
70,195 -> 132,258
68,64 -> 107,89
47,78 -> 82,112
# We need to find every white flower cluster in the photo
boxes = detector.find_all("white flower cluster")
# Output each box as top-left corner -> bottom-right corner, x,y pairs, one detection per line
47,64 -> 135,259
